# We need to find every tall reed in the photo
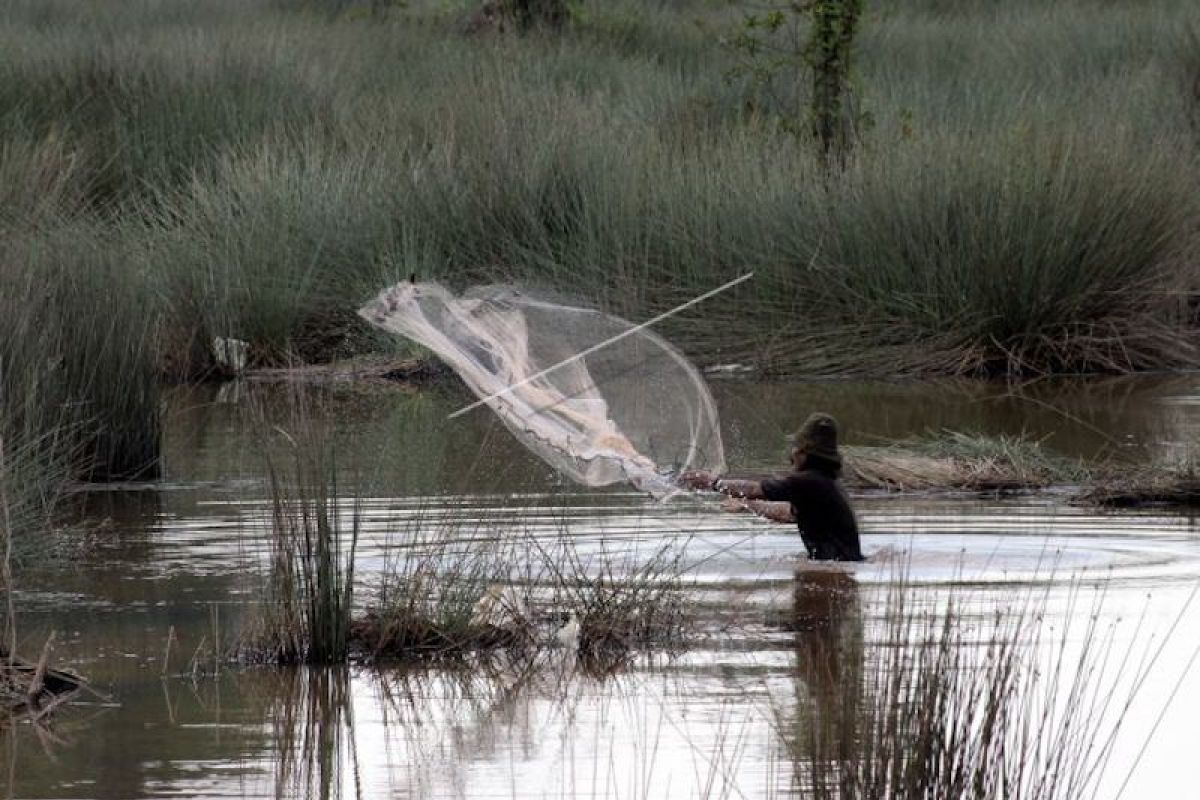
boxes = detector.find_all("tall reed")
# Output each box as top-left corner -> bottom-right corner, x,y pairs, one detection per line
779,576 -> 1161,799
1,0 -> 1197,377
244,388 -> 360,665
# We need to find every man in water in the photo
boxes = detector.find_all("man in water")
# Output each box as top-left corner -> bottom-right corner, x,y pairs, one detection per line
682,412 -> 864,562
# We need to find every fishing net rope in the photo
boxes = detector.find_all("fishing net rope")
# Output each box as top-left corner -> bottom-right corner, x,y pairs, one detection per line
359,282 -> 725,497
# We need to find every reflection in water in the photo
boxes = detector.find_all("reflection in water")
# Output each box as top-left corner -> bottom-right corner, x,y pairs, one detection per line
784,569 -> 864,797
259,651 -> 669,800
271,669 -> 357,800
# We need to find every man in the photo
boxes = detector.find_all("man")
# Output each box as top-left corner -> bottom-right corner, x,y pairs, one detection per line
683,412 -> 864,562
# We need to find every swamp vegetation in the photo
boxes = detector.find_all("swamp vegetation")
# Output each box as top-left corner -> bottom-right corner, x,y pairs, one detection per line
3,1 -> 1200,796
1,0 -> 1199,532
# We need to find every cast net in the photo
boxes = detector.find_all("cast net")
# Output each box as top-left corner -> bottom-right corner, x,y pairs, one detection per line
358,282 -> 725,497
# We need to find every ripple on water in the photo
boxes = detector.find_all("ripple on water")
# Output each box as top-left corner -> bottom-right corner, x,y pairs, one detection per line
114,490 -> 1200,595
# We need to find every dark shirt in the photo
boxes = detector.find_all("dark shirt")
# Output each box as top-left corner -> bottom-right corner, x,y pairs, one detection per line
761,469 -> 864,562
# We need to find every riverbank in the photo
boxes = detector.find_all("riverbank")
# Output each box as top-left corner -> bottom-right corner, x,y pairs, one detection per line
229,363 -> 1200,509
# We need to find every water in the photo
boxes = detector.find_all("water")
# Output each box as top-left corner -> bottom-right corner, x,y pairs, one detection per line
8,376 -> 1200,799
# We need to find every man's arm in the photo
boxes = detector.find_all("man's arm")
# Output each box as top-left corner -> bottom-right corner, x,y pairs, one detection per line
678,471 -> 765,499
712,478 -> 765,499
721,497 -> 795,523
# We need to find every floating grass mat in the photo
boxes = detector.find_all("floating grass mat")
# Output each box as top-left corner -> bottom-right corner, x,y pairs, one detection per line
347,611 -> 530,663
1078,465 -> 1200,508
843,431 -> 1089,494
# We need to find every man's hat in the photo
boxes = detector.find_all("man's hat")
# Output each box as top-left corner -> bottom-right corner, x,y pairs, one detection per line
789,412 -> 841,466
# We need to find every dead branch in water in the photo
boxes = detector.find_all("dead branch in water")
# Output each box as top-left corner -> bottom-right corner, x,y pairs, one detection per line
1,632 -> 88,721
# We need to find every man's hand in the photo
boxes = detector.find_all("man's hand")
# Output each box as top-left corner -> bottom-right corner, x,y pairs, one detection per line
679,470 -> 717,490
686,470 -> 720,489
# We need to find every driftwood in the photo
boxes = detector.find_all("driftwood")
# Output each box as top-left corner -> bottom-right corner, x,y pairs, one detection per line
2,634 -> 85,720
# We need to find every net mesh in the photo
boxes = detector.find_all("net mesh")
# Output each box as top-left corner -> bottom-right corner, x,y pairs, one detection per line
359,282 -> 725,497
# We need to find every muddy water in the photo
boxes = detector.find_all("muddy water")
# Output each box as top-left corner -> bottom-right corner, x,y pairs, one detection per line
8,377 -> 1200,799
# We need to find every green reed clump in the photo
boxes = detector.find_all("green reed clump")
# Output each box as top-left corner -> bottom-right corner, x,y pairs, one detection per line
2,0 -> 1199,377
780,579 -> 1156,800
0,221 -> 161,486
798,137 -> 1198,375
148,137 -> 399,370
242,390 -> 359,665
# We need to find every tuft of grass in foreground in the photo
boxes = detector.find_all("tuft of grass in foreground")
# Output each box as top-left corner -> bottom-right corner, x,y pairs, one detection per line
777,575 -> 1174,800
528,532 -> 688,659
352,518 -> 688,666
350,517 -> 539,661
238,389 -> 359,665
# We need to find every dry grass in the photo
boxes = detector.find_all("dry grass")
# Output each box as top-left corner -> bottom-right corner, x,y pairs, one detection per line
1079,461 -> 1200,507
843,431 -> 1089,494
0,636 -> 84,721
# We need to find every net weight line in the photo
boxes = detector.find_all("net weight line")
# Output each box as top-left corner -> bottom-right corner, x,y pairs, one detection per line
447,272 -> 755,420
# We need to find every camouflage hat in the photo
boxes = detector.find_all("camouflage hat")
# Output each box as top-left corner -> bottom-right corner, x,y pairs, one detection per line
789,412 -> 841,466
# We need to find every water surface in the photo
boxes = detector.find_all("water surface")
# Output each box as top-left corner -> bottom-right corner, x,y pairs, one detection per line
9,377 -> 1200,799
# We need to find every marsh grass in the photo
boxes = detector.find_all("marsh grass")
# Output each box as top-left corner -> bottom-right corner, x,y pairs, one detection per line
1080,458 -> 1200,508
529,533 -> 689,658
351,517 -> 688,666
0,220 -> 160,493
237,392 -> 689,666
780,578 -> 1167,800
0,429 -> 72,567
351,516 -> 539,660
240,388 -> 359,665
0,0 -> 1196,381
